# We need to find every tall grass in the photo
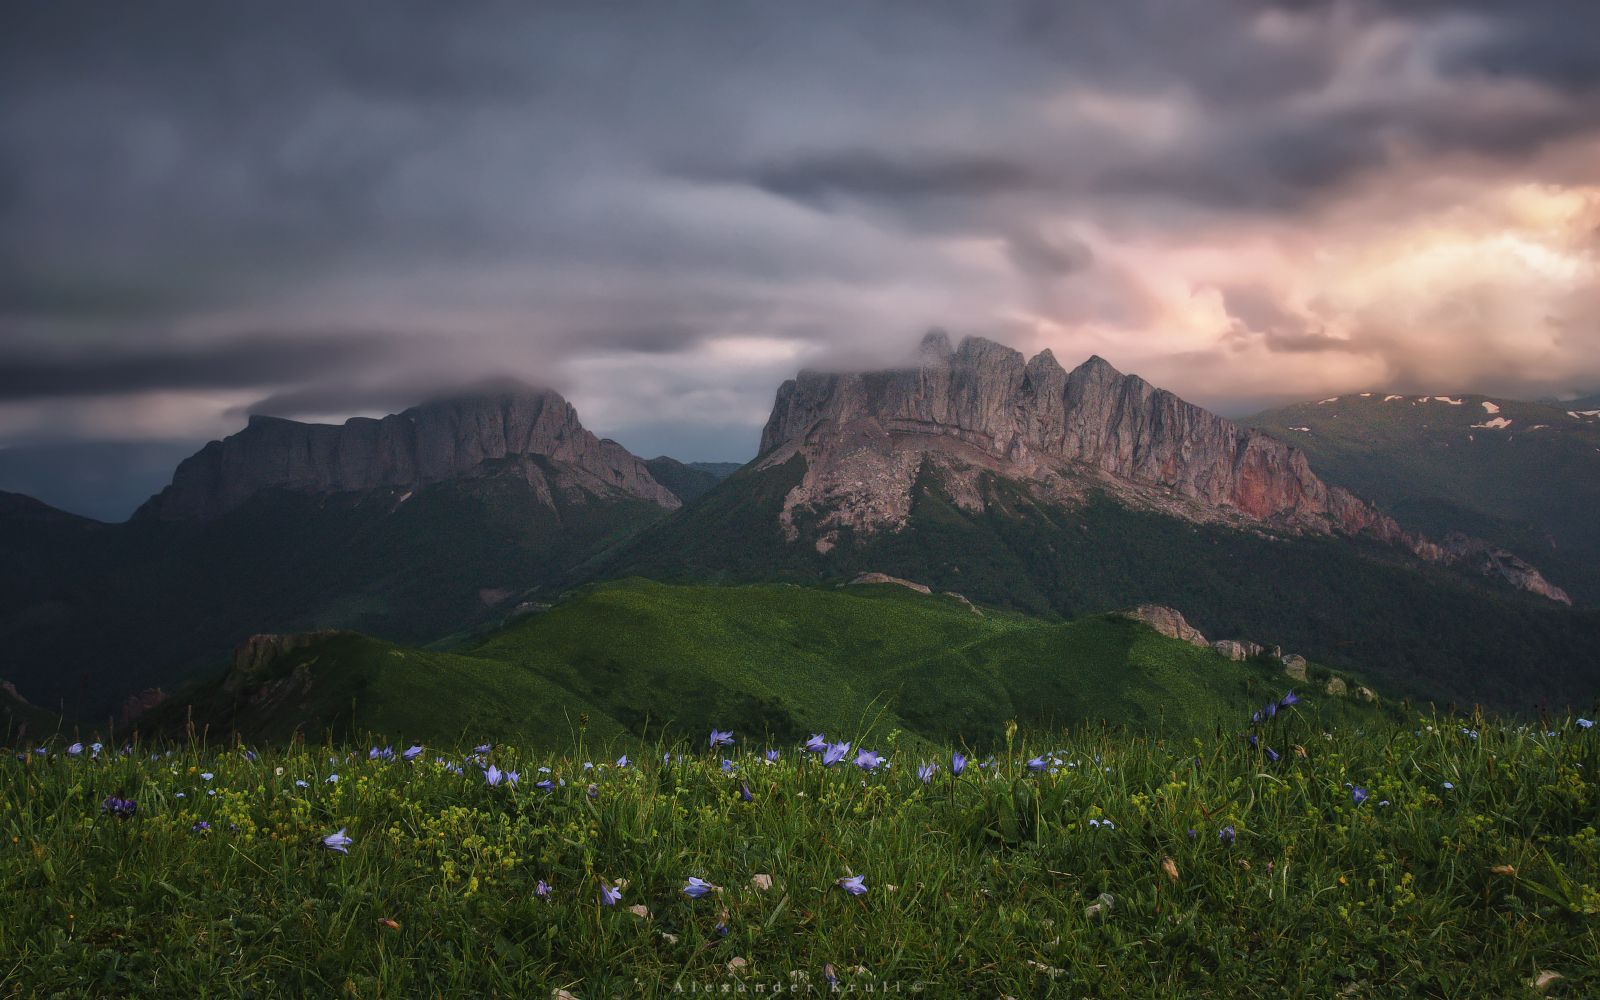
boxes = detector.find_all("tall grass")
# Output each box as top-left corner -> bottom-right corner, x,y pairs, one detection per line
3,706 -> 1596,997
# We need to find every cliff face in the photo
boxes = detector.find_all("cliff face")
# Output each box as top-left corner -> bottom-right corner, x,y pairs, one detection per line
758,332 -> 1569,603
138,384 -> 678,520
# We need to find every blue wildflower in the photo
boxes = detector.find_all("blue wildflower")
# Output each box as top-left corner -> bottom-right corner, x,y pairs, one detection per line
917,762 -> 937,784
822,742 -> 852,767
101,796 -> 137,819
192,821 -> 211,834
325,773 -> 338,784
854,749 -> 883,771
402,745 -> 423,762
740,781 -> 753,802
1352,786 -> 1369,806
683,876 -> 716,899
836,874 -> 867,896
1219,825 -> 1236,845
536,879 -> 551,899
765,749 -> 780,764
805,733 -> 827,753
951,752 -> 967,776
323,827 -> 353,854
616,754 -> 630,768
587,783 -> 599,799
721,759 -> 735,773
67,743 -> 83,756
599,882 -> 622,906
1248,734 -> 1258,748
1441,781 -> 1454,790
474,743 -> 492,754
1265,747 -> 1280,763
1578,718 -> 1594,730
708,729 -> 734,749
484,765 -> 505,787
295,780 -> 309,788
535,779 -> 556,793
1280,690 -> 1299,707
1027,756 -> 1048,772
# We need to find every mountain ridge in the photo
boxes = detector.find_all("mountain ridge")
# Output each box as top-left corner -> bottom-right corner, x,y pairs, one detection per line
756,331 -> 1567,602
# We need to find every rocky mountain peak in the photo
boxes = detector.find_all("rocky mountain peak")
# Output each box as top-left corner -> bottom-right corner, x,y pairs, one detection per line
756,331 -> 1569,602
138,384 -> 678,520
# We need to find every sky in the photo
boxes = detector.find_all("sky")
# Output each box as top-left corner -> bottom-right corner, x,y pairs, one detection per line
3,0 -> 1599,516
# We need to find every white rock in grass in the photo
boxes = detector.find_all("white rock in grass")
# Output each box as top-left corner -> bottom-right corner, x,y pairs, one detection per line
751,873 -> 773,891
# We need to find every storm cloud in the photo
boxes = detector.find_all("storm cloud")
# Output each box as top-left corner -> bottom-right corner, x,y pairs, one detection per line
2,0 -> 1598,506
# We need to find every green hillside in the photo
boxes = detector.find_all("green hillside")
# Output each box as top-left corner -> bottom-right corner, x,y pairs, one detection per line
140,579 -> 1383,748
1248,393 -> 1600,605
0,468 -> 668,720
602,459 -> 1600,713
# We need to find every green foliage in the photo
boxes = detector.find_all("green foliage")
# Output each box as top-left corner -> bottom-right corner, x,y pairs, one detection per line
5,713 -> 1598,996
609,462 -> 1600,713
144,579 -> 1382,749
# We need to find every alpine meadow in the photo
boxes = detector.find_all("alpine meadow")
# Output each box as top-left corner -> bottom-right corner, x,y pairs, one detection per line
4,3 -> 1600,997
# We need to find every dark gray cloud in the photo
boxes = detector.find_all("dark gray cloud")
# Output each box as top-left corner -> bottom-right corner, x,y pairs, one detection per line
0,0 -> 1596,471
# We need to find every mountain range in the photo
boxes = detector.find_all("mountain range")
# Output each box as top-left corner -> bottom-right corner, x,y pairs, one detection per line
2,332 -> 1596,732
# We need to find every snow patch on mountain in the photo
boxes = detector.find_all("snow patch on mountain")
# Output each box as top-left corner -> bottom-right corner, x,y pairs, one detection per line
1472,417 -> 1513,430
1482,401 -> 1501,415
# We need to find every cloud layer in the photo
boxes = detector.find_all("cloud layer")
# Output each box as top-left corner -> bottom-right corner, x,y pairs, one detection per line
3,0 -> 1597,464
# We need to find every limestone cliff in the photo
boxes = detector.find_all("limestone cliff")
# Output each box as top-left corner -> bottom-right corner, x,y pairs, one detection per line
137,382 -> 678,520
758,332 -> 1569,603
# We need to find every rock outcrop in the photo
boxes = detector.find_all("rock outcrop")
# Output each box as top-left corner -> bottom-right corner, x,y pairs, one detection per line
138,381 -> 678,520
224,631 -> 352,694
118,687 -> 168,725
1212,639 -> 1265,662
846,572 -> 932,595
757,331 -> 1568,602
1281,654 -> 1309,682
1119,605 -> 1209,648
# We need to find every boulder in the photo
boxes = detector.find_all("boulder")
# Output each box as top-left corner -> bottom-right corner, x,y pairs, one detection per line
1212,639 -> 1264,662
1325,676 -> 1348,696
1281,654 -> 1308,682
1119,604 -> 1209,647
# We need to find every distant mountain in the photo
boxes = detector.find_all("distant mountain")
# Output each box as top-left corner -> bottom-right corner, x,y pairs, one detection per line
0,440 -> 202,522
642,457 -> 738,504
0,384 -> 685,720
1248,392 -> 1600,605
606,333 -> 1599,711
138,578 -> 1386,747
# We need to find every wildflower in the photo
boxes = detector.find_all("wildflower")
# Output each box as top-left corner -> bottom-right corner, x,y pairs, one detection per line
1378,800 -> 1391,807
1352,786 -> 1369,806
474,743 -> 491,754
90,742 -> 104,754
836,874 -> 867,896
854,749 -> 883,771
1264,702 -> 1278,719
295,780 -> 309,788
824,964 -> 839,988
1265,747 -> 1280,763
192,821 -> 211,834
1219,825 -> 1236,845
1280,690 -> 1299,707
536,879 -> 551,900
709,729 -> 735,749
822,742 -> 852,767
1027,756 -> 1048,772
721,759 -> 735,773
484,765 -> 504,786
67,743 -> 83,756
1187,828 -> 1198,841
101,796 -> 137,819
740,781 -> 753,802
402,745 -> 423,762
242,748 -> 256,762
587,783 -> 599,799
1251,710 -> 1262,725
765,749 -> 780,764
805,733 -> 827,752
505,770 -> 519,787
917,762 -> 937,784
1441,781 -> 1454,790
368,746 -> 393,761
200,772 -> 213,781
599,882 -> 623,906
616,754 -> 630,768
1578,718 -> 1594,730
683,877 -> 716,899
323,828 -> 353,854
325,774 -> 338,784
951,752 -> 967,776
535,779 -> 556,793
1248,734 -> 1258,748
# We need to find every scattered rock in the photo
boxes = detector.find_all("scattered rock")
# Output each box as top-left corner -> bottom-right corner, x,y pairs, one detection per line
750,874 -> 773,891
1325,677 -> 1348,696
1212,639 -> 1264,661
941,591 -> 983,615
1161,857 -> 1179,883
727,957 -> 748,973
1281,654 -> 1308,682
1084,892 -> 1115,920
1119,604 -> 1209,647
1356,686 -> 1378,703
846,572 -> 931,594
1531,971 -> 1563,992
626,904 -> 650,919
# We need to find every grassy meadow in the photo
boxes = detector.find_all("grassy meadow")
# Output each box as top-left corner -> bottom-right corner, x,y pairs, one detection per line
4,703 -> 1598,997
